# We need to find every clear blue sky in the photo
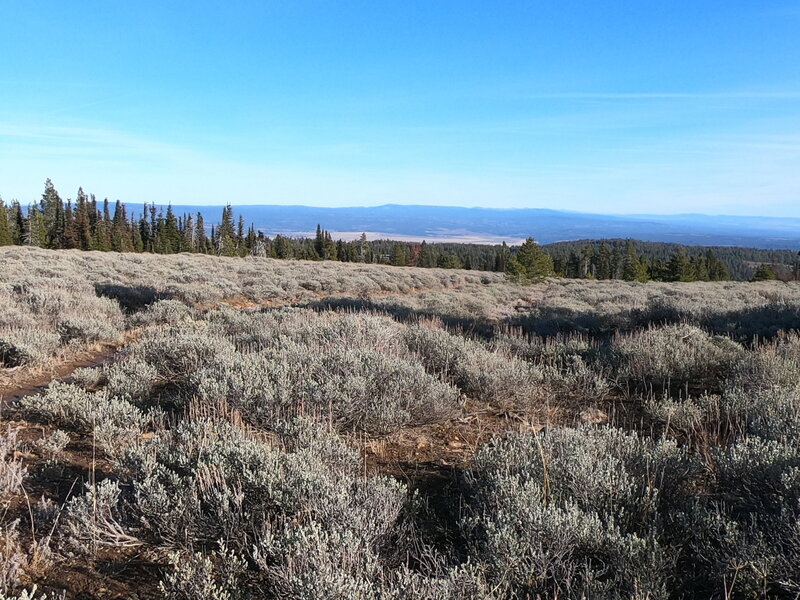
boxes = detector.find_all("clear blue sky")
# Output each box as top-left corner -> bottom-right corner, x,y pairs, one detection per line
1,1 -> 799,215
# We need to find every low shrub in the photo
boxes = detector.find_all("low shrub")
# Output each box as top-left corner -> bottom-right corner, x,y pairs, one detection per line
21,383 -> 149,456
463,427 -> 692,599
613,324 -> 743,391
403,323 -> 545,406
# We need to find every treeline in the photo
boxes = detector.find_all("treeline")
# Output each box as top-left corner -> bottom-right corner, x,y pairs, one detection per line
0,180 -> 504,267
546,239 -> 800,282
0,180 -> 257,256
2,180 -> 798,283
549,239 -> 730,282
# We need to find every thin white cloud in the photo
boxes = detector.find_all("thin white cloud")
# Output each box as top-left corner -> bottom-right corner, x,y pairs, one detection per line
521,92 -> 800,100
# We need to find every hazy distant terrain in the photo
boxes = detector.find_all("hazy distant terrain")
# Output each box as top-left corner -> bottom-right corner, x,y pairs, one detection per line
131,204 -> 800,249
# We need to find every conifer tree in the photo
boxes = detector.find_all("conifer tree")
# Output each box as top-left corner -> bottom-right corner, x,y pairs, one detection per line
597,242 -> 612,279
10,201 -> 24,245
621,240 -> 647,282
216,205 -> 238,256
513,237 -> 554,282
314,224 -> 324,258
40,179 -> 63,248
182,213 -> 196,252
438,252 -> 463,269
666,249 -> 696,282
358,233 -> 369,262
0,199 -> 11,246
63,201 -> 78,249
706,250 -> 730,281
494,242 -> 509,272
751,264 -> 778,281
161,205 -> 181,253
25,206 -> 47,247
421,240 -> 437,268
565,251 -> 582,278
195,212 -> 208,253
74,189 -> 93,250
390,243 -> 408,266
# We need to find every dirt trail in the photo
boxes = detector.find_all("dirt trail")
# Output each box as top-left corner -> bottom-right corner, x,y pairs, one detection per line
0,335 -> 135,409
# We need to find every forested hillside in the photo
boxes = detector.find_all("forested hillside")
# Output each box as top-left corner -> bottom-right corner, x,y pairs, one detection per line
2,180 -> 799,282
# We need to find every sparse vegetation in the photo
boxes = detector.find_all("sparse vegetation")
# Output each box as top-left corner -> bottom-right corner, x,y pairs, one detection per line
2,247 -> 800,599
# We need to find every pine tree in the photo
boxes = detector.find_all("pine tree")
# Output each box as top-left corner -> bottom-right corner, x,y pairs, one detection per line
358,233 -> 369,263
421,240 -> 437,268
438,252 -> 463,269
565,251 -> 582,278
161,205 -> 181,253
25,206 -> 46,247
0,198 -> 11,246
582,244 -> 596,278
182,213 -> 196,252
322,230 -> 337,260
10,201 -> 24,245
111,200 -> 131,252
596,242 -> 612,279
751,264 -> 778,281
706,250 -> 730,281
63,202 -> 78,249
274,234 -> 293,259
195,212 -> 208,253
314,224 -> 324,258
494,242 -> 509,272
40,178 -> 63,248
216,205 -> 238,256
513,237 -> 554,283
132,214 -> 144,252
390,243 -> 408,266
666,250 -> 696,282
621,240 -> 647,282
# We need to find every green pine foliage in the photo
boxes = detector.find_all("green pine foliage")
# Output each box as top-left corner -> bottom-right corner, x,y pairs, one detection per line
0,198 -> 12,246
507,237 -> 554,283
751,264 -> 778,281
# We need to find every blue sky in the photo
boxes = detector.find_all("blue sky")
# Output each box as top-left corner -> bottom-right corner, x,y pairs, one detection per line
1,1 -> 799,215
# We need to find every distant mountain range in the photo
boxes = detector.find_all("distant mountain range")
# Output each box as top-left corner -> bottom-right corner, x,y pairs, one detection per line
130,204 -> 800,250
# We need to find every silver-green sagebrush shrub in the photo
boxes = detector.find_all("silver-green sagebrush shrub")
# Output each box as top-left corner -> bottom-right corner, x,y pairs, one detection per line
104,357 -> 158,401
32,430 -> 70,465
463,427 -> 692,599
77,418 -> 407,557
613,324 -> 743,390
727,331 -> 800,395
0,520 -> 27,593
199,346 -> 460,434
69,366 -> 105,389
403,323 -> 545,406
126,326 -> 237,385
20,382 -> 148,456
130,299 -> 196,327
62,417 -> 449,597
676,437 -> 800,598
63,480 -> 142,553
159,544 -> 246,600
0,331 -> 61,367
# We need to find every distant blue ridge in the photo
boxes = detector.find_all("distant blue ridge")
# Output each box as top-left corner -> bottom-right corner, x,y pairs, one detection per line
123,204 -> 800,250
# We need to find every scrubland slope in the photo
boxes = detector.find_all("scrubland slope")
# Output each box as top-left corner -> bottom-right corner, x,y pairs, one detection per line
2,247 -> 800,599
